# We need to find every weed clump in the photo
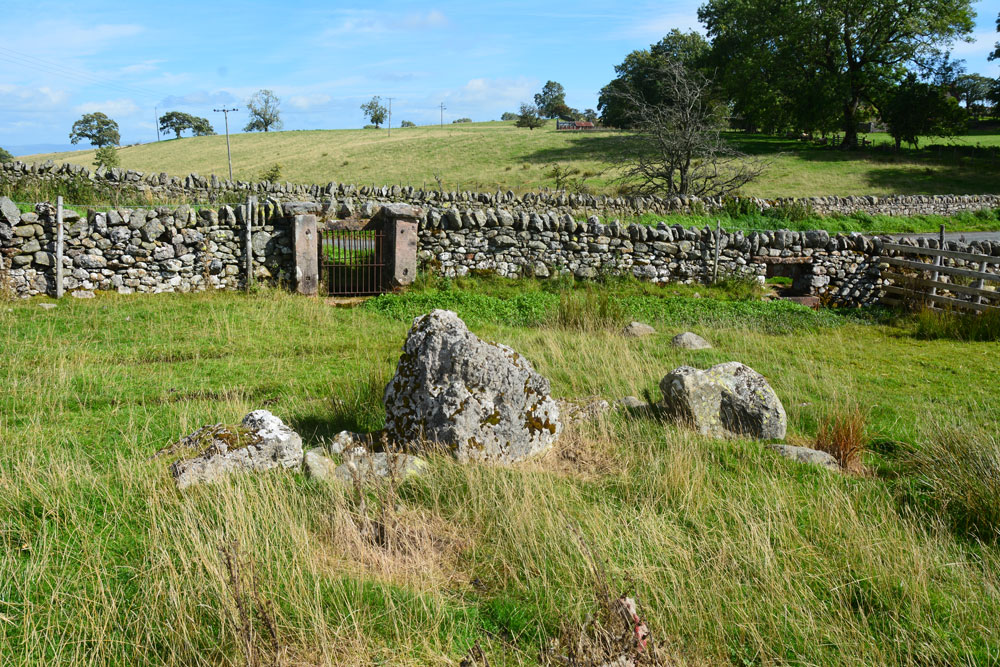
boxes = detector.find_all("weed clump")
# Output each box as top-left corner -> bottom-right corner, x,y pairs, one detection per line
815,405 -> 868,474
912,306 -> 1000,342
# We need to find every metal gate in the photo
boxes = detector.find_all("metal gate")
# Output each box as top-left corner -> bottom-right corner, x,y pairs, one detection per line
318,227 -> 387,296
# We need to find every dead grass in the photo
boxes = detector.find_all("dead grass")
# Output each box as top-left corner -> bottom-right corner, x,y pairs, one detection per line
814,404 -> 868,474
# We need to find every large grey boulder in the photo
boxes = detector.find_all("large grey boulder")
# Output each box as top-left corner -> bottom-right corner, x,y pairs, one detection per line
169,410 -> 303,489
0,196 -> 19,241
659,362 -> 786,440
671,332 -> 712,350
383,309 -> 561,464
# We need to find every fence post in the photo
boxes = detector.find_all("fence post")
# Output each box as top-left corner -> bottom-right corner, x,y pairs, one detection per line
55,196 -> 65,299
712,219 -> 722,284
245,196 -> 256,291
928,224 -> 944,298
973,259 -> 988,306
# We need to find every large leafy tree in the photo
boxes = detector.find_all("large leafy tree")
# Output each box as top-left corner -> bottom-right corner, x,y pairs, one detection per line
159,111 -> 215,139
244,90 -> 283,132
598,30 -> 710,129
69,112 -> 120,148
953,74 -> 994,119
699,0 -> 976,147
534,81 -> 570,118
881,74 -> 966,149
360,96 -> 388,128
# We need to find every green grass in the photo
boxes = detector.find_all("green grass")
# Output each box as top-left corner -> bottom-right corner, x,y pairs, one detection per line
18,121 -> 1000,198
2,282 -> 999,664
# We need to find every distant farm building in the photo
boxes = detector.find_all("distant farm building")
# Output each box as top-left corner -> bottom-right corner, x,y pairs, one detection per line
556,120 -> 596,131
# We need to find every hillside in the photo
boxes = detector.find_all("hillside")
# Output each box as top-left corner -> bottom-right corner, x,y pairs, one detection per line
20,121 -> 1000,198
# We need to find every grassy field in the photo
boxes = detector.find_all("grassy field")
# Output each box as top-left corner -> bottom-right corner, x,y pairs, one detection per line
19,121 -> 1000,198
2,278 -> 999,665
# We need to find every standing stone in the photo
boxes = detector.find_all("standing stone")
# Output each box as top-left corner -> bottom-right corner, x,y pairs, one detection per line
169,410 -> 303,489
659,362 -> 786,440
671,332 -> 712,350
383,310 -> 562,464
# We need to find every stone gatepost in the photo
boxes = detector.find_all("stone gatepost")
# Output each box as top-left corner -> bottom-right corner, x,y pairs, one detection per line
293,214 -> 318,296
371,203 -> 421,288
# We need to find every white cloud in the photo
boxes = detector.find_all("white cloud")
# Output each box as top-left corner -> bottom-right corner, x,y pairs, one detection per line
288,93 -> 332,110
444,77 -> 537,107
74,98 -> 140,117
321,9 -> 449,37
0,84 -> 69,109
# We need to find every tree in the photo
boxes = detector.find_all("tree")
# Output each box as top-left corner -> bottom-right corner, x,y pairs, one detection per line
400,120 -> 416,127
582,109 -> 599,123
452,117 -> 472,123
500,112 -> 518,121
700,0 -> 976,148
881,75 -> 966,149
0,147 -> 12,162
953,74 -> 994,119
599,30 -> 711,129
515,103 -> 545,130
534,81 -> 570,118
360,96 -> 387,128
159,111 -> 215,139
93,146 -> 120,170
69,112 -> 120,148
189,115 -> 215,136
603,60 -> 764,197
244,90 -> 283,132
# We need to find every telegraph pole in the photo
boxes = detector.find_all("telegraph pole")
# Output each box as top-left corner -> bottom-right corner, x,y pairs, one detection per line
155,107 -> 160,141
387,97 -> 393,138
439,102 -> 446,128
213,107 -> 238,181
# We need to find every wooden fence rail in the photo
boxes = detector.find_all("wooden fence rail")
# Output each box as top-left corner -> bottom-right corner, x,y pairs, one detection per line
880,241 -> 1000,313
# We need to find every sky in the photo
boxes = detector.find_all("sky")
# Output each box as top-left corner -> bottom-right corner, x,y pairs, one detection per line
1,0 -> 999,154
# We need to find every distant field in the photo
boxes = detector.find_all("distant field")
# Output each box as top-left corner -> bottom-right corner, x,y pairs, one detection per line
19,120 -> 1000,197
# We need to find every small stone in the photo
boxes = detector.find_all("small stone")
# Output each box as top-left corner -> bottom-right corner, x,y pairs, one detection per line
615,396 -> 649,410
769,444 -> 840,471
303,447 -> 339,481
622,321 -> 656,337
333,452 -> 426,484
671,332 -> 712,350
38,303 -> 57,310
70,290 -> 95,299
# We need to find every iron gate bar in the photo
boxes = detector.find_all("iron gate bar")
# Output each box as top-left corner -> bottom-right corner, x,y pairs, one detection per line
318,227 -> 387,297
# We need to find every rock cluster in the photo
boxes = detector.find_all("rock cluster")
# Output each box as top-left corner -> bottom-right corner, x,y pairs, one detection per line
383,309 -> 562,464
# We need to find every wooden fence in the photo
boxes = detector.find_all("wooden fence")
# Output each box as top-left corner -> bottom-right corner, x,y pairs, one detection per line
880,237 -> 1000,313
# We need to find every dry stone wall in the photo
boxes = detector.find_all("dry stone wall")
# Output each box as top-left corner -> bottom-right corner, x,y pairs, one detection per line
4,159 -> 1000,220
3,193 -> 998,307
0,198 -> 295,298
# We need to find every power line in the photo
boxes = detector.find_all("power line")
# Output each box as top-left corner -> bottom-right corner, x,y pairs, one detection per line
0,47 -> 162,102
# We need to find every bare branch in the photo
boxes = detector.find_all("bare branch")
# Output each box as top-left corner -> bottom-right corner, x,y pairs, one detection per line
604,60 -> 765,198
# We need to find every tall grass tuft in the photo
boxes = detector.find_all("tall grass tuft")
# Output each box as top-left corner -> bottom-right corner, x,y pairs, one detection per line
912,305 -> 1000,342
815,404 -> 868,474
550,289 -> 627,332
901,422 -> 1000,543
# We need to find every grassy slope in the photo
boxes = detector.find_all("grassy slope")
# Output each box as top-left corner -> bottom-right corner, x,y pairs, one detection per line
1,283 -> 998,665
20,121 -> 1000,198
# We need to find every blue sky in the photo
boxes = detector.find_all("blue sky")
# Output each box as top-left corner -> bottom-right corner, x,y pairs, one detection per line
1,0 -> 999,153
